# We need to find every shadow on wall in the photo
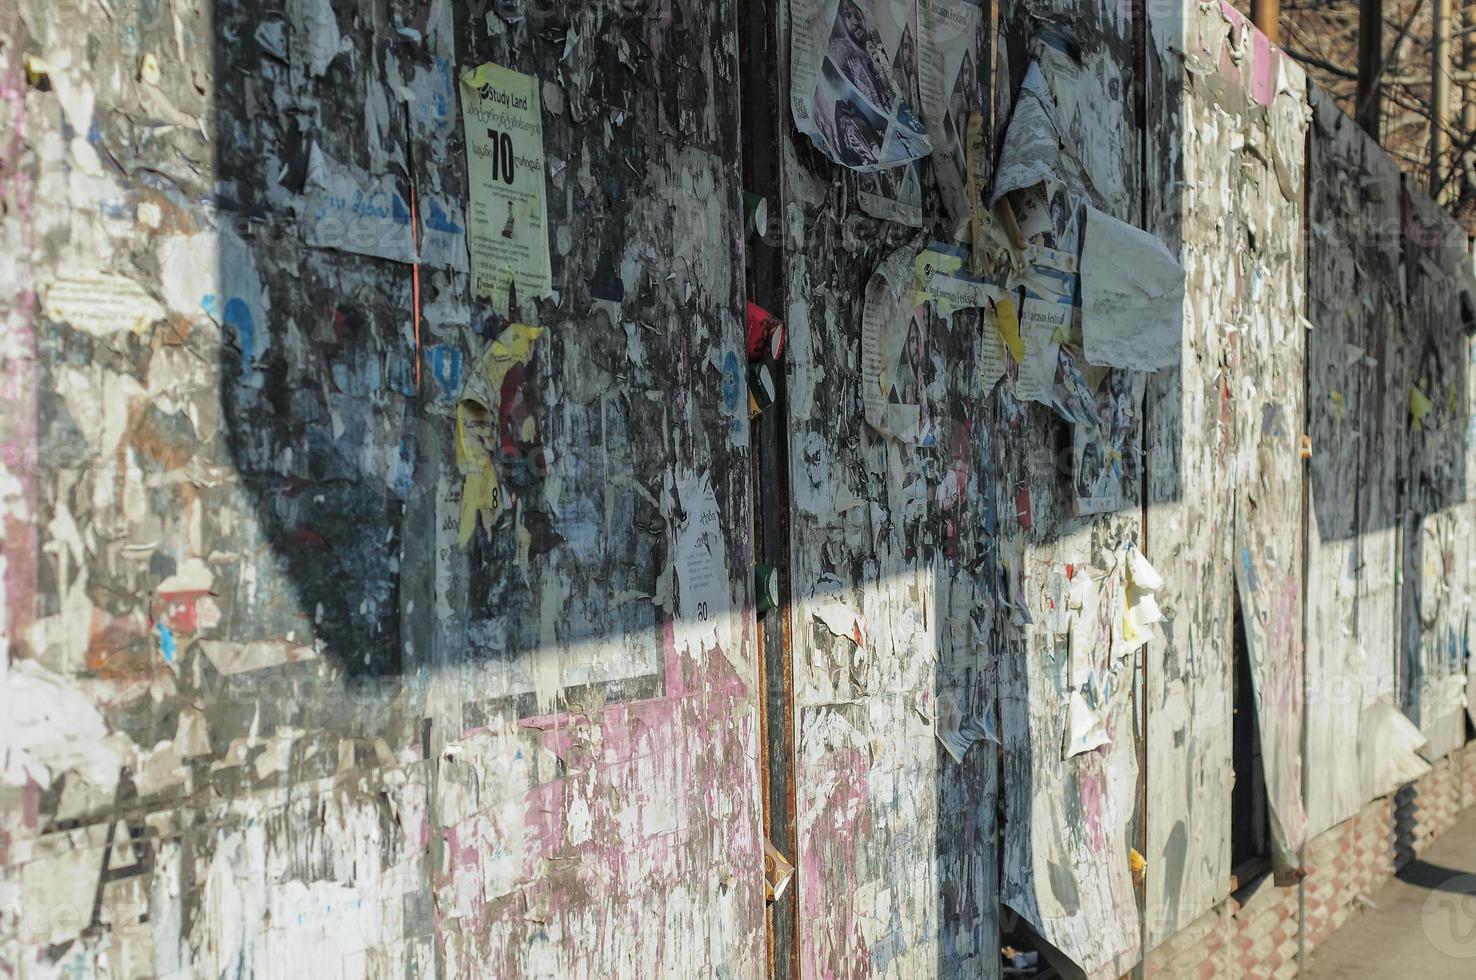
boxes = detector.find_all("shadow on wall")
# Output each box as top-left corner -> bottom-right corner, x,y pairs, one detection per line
205,0 -> 742,720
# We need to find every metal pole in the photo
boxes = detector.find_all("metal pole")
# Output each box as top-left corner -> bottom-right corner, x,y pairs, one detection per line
1434,0 -> 1453,196
1252,0 -> 1281,43
1359,0 -> 1385,137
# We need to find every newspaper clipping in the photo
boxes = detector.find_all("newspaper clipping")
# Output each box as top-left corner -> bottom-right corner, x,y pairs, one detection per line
918,0 -> 987,231
862,244 -> 933,443
790,0 -> 933,171
855,0 -> 928,225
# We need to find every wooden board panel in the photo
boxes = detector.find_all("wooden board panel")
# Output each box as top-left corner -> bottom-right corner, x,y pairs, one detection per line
993,3 -> 1145,976
1304,86 -> 1407,836
1400,184 -> 1473,762
776,0 -> 1000,974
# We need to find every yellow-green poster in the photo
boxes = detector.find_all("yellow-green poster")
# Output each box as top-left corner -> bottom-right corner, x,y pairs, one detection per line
459,62 -> 552,314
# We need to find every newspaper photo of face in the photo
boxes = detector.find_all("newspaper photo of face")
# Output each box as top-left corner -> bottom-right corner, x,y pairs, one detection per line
818,60 -> 888,168
828,32 -> 896,111
835,0 -> 881,50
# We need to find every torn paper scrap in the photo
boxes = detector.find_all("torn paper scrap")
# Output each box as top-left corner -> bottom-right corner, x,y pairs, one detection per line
979,306 -> 1009,392
1063,689 -> 1110,759
1074,370 -> 1145,516
991,62 -> 1065,204
810,575 -> 866,647
1079,205 -> 1185,371
1121,545 -> 1165,653
934,689 -> 1000,763
994,295 -> 1024,363
460,61 -> 553,313
813,600 -> 866,648
292,0 -> 351,77
303,143 -> 418,264
198,640 -> 317,676
43,272 -> 166,338
1014,290 -> 1068,406
418,193 -> 471,272
914,242 -> 1005,316
1,660 -> 125,790
788,0 -> 933,171
1410,384 -> 1433,430
1359,701 -> 1432,801
672,471 -> 741,674
455,323 -> 544,544
764,840 -> 796,901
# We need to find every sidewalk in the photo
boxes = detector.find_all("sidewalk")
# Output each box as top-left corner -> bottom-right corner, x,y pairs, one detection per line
1304,805 -> 1476,976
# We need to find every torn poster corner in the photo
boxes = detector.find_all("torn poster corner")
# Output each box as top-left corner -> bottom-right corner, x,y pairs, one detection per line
1079,206 -> 1185,371
1359,701 -> 1433,801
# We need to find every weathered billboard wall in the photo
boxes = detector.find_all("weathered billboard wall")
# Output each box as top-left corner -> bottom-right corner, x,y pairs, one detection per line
2,0 -> 766,976
3,0 -> 1476,978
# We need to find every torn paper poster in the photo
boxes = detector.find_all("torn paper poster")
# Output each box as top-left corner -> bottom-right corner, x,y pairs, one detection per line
1,659 -> 128,791
303,143 -> 418,264
43,272 -> 165,338
933,686 -> 1000,763
1066,568 -> 1105,683
1074,370 -> 1146,516
1122,545 -> 1165,653
455,323 -> 544,544
918,0 -> 986,230
788,0 -> 932,170
991,62 -> 1066,205
810,575 -> 866,647
1360,701 -> 1433,800
672,472 -> 739,671
1063,689 -> 1110,758
862,243 -> 933,443
460,61 -> 553,313
977,307 -> 1009,392
813,600 -> 866,647
1079,205 -> 1185,371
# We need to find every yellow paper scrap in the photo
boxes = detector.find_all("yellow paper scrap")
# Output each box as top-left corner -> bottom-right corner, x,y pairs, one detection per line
1410,384 -> 1433,431
455,323 -> 544,545
994,297 -> 1024,363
